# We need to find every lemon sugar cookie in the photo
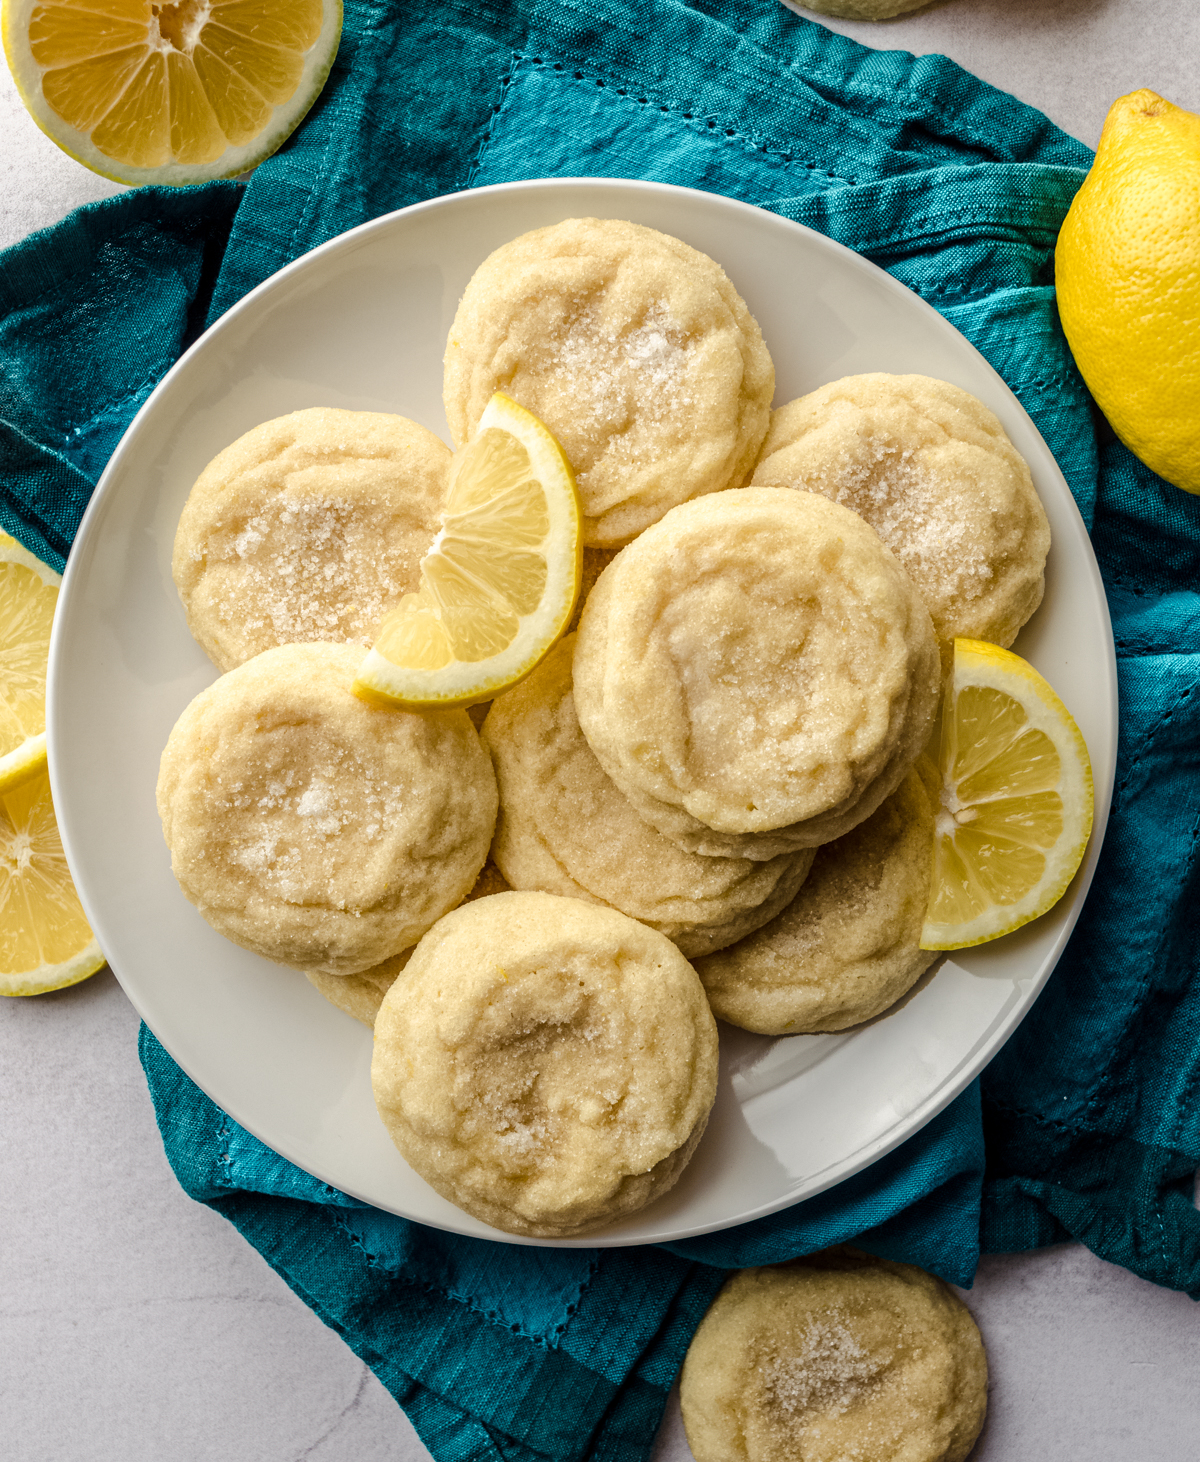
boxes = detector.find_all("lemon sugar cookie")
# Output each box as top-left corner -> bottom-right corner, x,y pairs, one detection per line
305,860 -> 512,1025
573,489 -> 941,858
680,1250 -> 988,1462
157,642 -> 497,977
173,408 -> 450,672
306,953 -> 408,1028
371,891 -> 719,1237
482,637 -> 814,958
443,217 -> 774,546
694,770 -> 937,1033
751,374 -> 1050,651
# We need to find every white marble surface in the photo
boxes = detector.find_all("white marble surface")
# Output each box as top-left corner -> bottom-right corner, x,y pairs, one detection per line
3,4 -> 1200,1460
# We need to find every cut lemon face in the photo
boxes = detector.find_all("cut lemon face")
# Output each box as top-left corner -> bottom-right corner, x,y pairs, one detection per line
2,0 -> 342,186
921,638 -> 1094,951
354,393 -> 583,709
0,532 -> 60,796
1,741 -> 105,996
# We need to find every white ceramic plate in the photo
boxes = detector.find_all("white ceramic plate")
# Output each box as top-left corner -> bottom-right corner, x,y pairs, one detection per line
49,179 -> 1116,1248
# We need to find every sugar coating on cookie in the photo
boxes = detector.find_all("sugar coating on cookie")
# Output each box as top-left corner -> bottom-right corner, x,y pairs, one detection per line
443,217 -> 774,546
482,637 -> 814,958
573,489 -> 941,857
371,891 -> 719,1237
173,409 -> 450,671
695,770 -> 937,1033
157,642 -> 497,977
680,1250 -> 988,1462
751,375 -> 1050,649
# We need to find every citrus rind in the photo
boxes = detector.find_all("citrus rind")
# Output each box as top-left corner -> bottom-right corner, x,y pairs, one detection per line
2,0 -> 343,188
1,937 -> 107,998
0,729 -> 47,797
1055,89 -> 1200,496
354,393 -> 583,709
0,530 -> 61,588
920,639 -> 1093,951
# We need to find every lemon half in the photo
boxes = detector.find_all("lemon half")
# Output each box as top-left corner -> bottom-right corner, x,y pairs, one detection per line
1,741 -> 105,997
2,0 -> 343,186
921,639 -> 1094,951
354,394 -> 583,710
0,532 -> 60,795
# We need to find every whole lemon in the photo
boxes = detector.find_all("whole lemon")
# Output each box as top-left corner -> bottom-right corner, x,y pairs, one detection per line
1056,90 -> 1200,494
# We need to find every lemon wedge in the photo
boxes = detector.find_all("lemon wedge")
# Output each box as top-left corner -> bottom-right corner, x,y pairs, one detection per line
2,0 -> 342,186
921,639 -> 1094,951
1,740 -> 105,996
354,393 -> 583,709
0,532 -> 60,795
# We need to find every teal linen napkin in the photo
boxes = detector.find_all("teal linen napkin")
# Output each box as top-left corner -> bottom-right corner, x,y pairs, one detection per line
138,1025 -> 983,1462
5,3 -> 1200,1459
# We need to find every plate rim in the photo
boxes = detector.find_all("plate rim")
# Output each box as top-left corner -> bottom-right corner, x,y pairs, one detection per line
48,175 -> 1119,1248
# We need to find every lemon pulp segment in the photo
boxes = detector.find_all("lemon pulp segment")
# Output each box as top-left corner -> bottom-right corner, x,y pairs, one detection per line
376,429 -> 550,669
922,639 -> 1093,950
4,0 -> 342,185
0,756 -> 104,996
355,394 -> 582,708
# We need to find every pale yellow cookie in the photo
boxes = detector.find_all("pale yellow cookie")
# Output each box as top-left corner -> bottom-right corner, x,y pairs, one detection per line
680,1250 -> 988,1462
157,642 -> 497,977
306,860 -> 512,1025
694,770 -> 937,1033
751,375 -> 1050,650
173,408 -> 449,671
443,217 -> 774,546
482,637 -> 814,958
306,954 -> 408,1027
371,891 -> 719,1237
573,489 -> 941,858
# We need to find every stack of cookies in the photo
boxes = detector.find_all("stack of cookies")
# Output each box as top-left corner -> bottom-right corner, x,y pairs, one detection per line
157,217 -> 1050,1239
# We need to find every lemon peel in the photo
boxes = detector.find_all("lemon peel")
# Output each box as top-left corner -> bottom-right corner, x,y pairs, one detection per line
921,639 -> 1093,951
1056,89 -> 1200,494
354,393 -> 583,710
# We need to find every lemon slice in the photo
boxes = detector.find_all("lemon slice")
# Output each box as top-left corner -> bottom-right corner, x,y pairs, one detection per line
2,0 -> 342,186
1,741 -> 105,996
921,639 -> 1094,951
0,532 -> 60,796
354,393 -> 583,709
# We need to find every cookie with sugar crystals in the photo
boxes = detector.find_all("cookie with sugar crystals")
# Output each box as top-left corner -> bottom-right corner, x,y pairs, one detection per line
573,488 -> 941,858
371,891 -> 718,1237
680,1249 -> 987,1462
443,217 -> 774,546
157,642 -> 497,977
173,408 -> 449,671
694,769 -> 937,1033
482,636 -> 814,958
751,374 -> 1050,652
